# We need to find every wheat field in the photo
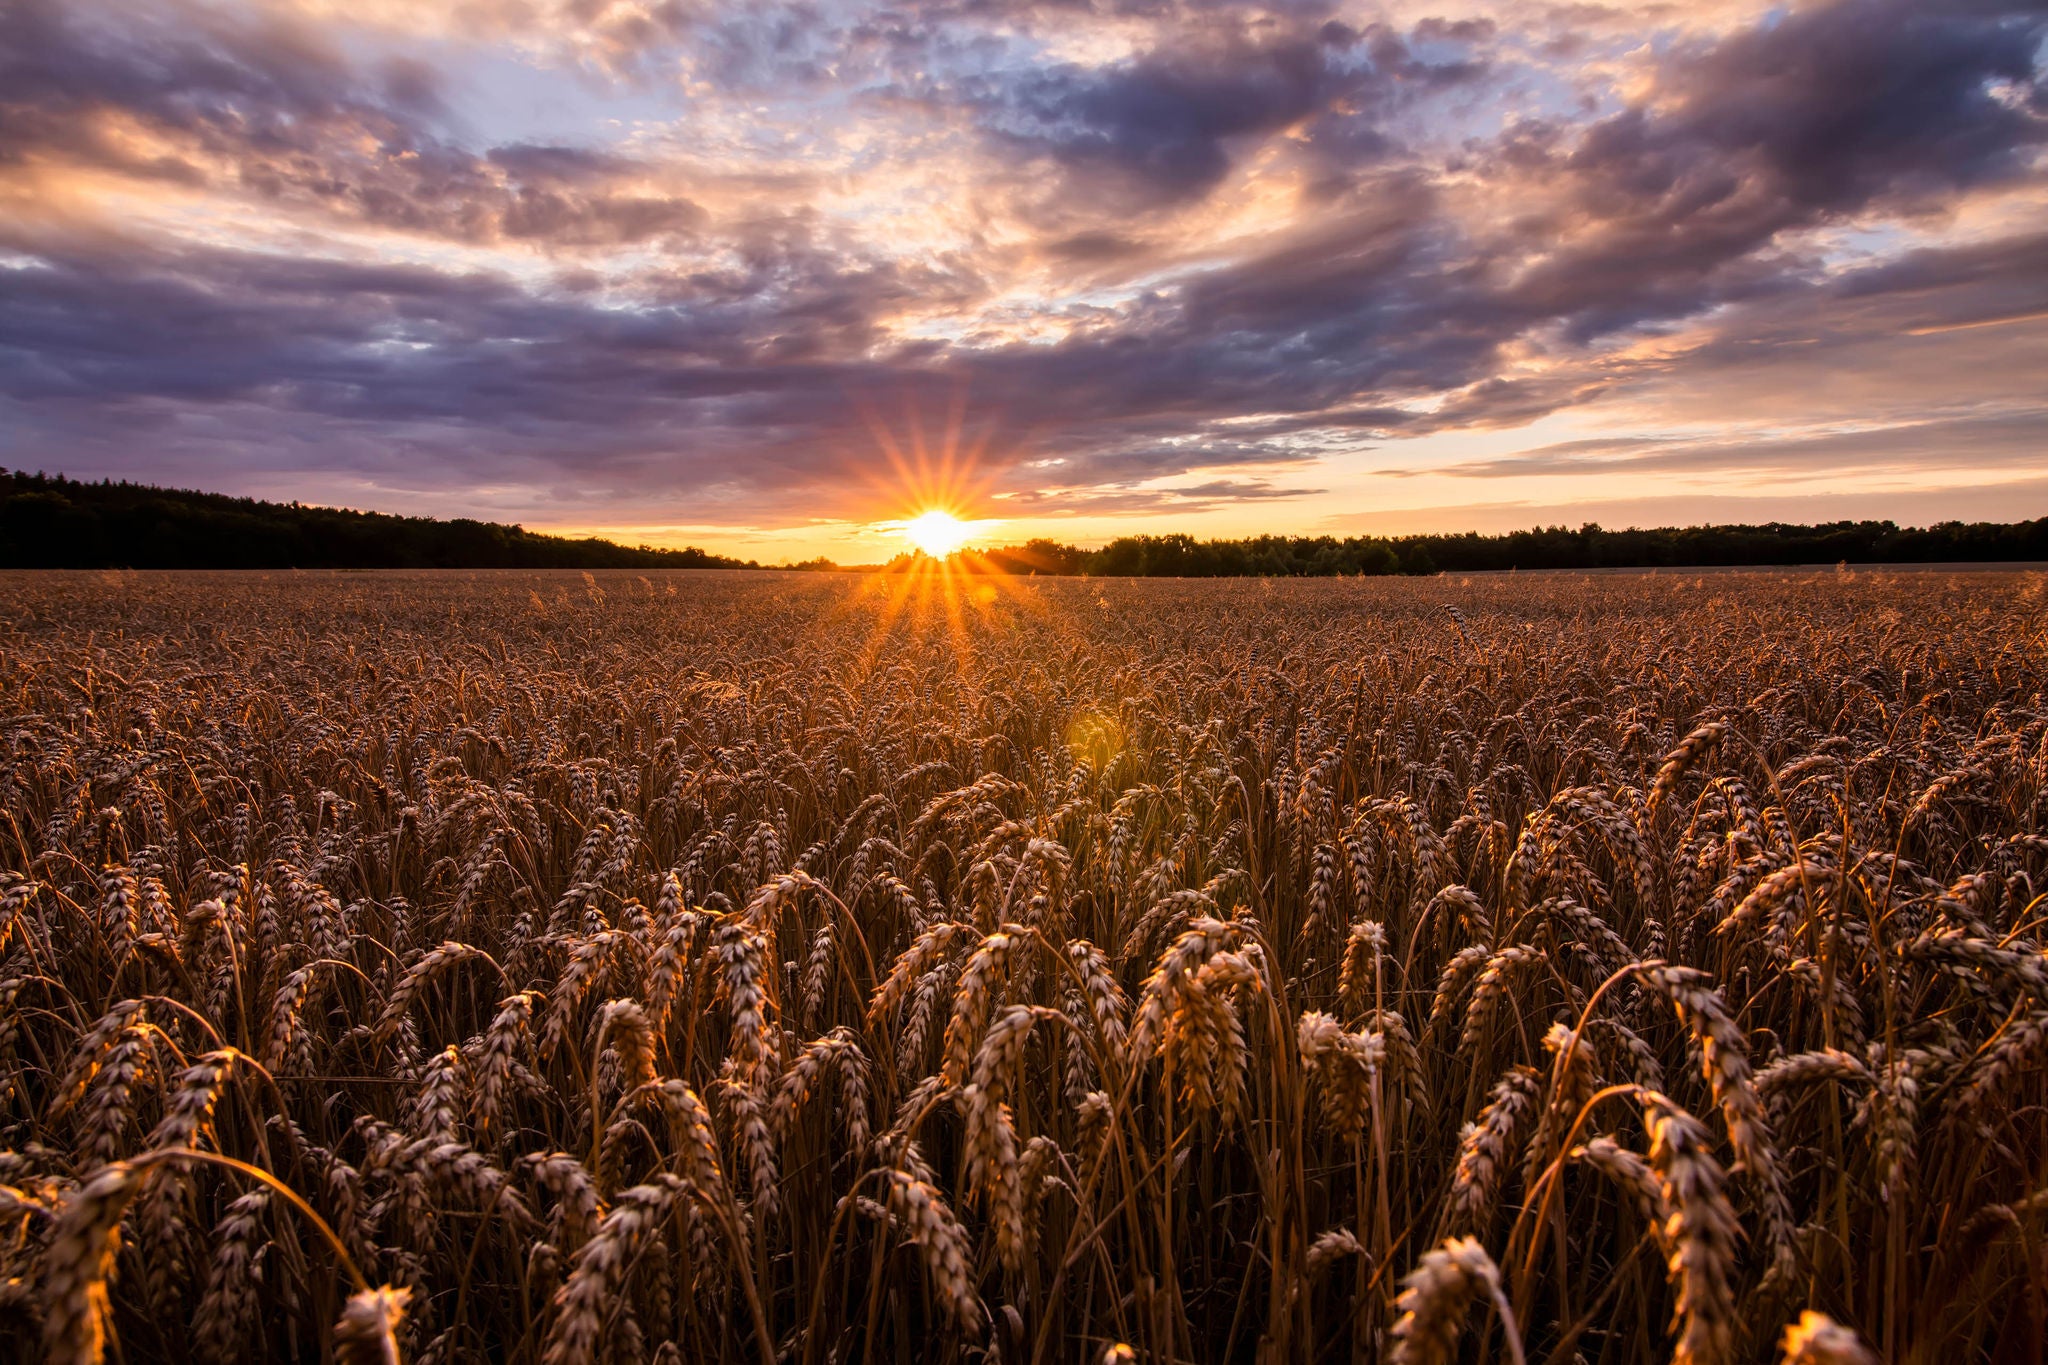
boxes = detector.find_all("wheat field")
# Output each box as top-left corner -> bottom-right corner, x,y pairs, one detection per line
2,567 -> 2045,1364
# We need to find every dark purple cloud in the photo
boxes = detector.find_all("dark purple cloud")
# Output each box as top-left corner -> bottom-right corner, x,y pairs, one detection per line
1485,0 -> 2048,341
969,19 -> 1484,207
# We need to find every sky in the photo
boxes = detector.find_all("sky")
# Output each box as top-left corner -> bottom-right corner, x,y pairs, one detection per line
1,0 -> 2044,563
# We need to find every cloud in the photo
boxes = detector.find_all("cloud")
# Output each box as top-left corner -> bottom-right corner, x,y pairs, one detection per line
971,19 -> 1484,208
1411,410 -> 2048,480
0,0 -> 2044,538
0,0 -> 708,248
993,478 -> 1327,516
1468,0 -> 2047,344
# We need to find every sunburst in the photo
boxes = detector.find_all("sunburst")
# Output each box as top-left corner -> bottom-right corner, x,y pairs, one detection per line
901,509 -> 976,558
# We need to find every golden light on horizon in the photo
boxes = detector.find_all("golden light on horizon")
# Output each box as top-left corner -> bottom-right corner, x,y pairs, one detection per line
901,508 -> 975,558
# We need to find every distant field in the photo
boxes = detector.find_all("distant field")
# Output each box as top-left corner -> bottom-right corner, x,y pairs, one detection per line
3,568 -> 2045,1364
1458,561 -> 2048,576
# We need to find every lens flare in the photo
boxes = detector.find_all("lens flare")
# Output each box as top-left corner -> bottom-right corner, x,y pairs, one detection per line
903,509 -> 974,558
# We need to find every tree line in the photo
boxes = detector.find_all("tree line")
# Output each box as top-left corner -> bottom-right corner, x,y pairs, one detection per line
961,519 -> 2048,576
0,470 -> 750,570
6,468 -> 2044,573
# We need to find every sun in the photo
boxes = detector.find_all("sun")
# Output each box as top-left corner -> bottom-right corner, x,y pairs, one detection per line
902,509 -> 975,558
